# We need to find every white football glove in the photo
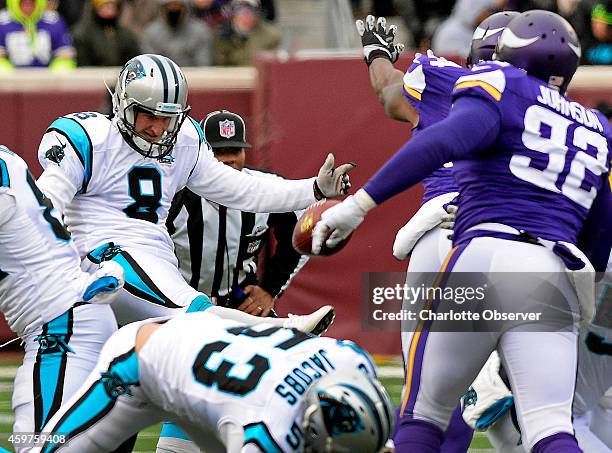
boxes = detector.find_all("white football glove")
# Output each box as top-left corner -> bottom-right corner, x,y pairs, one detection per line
461,351 -> 513,431
82,260 -> 125,304
311,189 -> 376,254
393,192 -> 458,260
313,153 -> 357,199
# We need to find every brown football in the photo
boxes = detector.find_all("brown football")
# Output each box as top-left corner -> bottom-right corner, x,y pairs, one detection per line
292,199 -> 353,256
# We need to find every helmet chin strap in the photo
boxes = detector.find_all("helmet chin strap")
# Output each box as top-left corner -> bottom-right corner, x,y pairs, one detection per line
116,120 -> 174,159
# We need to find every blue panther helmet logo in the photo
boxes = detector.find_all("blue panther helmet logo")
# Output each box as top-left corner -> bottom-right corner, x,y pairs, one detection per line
122,60 -> 147,86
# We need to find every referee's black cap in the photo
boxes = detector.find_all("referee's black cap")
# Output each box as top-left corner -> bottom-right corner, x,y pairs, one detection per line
200,110 -> 252,149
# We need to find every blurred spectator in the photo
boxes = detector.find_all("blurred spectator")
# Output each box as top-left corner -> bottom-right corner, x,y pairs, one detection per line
371,0 -> 397,16
142,0 -> 213,66
595,100 -> 612,122
192,0 -> 230,28
56,0 -> 86,28
349,0 -> 363,17
394,0 -> 455,51
432,0 -> 503,59
557,0 -> 597,55
586,1 -> 612,64
72,0 -> 141,66
120,0 -> 159,35
259,0 -> 274,21
0,0 -> 76,71
213,0 -> 280,66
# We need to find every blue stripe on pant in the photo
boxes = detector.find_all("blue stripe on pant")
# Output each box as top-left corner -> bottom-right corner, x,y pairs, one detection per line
87,243 -> 183,309
159,421 -> 191,441
40,348 -> 140,453
33,309 -> 74,432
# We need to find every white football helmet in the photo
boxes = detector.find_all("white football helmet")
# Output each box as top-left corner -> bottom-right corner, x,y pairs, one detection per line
113,54 -> 191,159
302,369 -> 395,453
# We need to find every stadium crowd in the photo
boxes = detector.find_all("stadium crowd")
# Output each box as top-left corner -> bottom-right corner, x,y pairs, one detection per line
0,0 -> 610,70
352,0 -> 611,64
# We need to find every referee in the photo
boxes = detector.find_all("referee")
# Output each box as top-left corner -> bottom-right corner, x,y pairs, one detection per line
167,110 -> 308,317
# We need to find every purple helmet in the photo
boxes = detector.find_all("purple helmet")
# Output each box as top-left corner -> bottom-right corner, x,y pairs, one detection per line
467,11 -> 520,67
495,10 -> 581,93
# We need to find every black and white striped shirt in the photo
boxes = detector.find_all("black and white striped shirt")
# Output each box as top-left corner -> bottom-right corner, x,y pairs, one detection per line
167,168 -> 308,302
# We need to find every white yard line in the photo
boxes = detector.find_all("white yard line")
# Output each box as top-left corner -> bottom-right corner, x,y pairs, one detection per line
377,366 -> 404,379
0,369 -> 17,380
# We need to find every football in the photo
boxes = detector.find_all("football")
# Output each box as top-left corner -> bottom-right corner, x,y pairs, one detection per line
292,199 -> 352,256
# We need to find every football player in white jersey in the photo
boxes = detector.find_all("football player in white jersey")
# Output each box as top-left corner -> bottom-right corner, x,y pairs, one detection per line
0,146 -> 123,451
36,54 -> 354,331
33,312 -> 395,453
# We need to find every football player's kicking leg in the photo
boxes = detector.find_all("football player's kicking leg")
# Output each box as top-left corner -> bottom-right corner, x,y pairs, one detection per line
83,244 -> 334,334
31,322 -> 166,453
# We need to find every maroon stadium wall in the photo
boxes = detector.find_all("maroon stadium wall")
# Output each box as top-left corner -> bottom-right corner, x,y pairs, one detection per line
1,60 -> 610,355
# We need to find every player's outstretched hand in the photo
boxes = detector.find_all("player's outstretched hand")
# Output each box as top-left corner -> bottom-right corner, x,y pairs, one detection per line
314,153 -> 357,199
355,15 -> 405,66
312,189 -> 376,254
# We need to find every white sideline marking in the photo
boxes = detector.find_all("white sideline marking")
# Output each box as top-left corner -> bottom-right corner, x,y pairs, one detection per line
377,366 -> 404,379
0,414 -> 14,423
0,368 -> 17,379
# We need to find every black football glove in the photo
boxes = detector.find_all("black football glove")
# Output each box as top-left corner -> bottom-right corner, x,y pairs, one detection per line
355,15 -> 405,66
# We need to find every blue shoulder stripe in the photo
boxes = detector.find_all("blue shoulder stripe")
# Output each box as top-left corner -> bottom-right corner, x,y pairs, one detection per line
47,117 -> 93,194
188,116 -> 204,146
0,158 -> 9,188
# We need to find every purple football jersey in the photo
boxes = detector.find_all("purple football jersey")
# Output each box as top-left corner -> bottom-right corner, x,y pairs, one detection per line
451,62 -> 612,244
403,55 -> 467,203
0,10 -> 74,67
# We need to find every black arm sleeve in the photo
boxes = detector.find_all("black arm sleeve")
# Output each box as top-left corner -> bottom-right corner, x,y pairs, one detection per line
260,211 -> 304,298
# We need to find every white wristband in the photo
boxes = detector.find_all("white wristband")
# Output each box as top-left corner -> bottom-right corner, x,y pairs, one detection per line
354,188 -> 377,212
